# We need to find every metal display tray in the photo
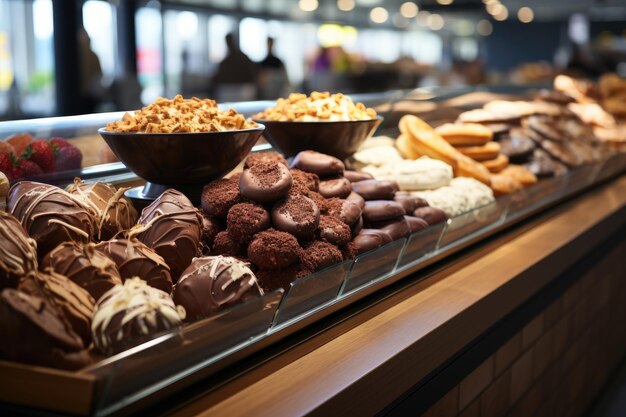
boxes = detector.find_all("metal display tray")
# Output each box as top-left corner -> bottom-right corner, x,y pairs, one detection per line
1,152 -> 624,416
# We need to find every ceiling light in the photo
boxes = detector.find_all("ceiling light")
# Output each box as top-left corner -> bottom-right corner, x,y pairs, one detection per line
517,7 -> 534,23
493,6 -> 509,21
400,2 -> 418,18
337,0 -> 355,12
427,14 -> 444,30
477,19 -> 493,36
370,7 -> 389,24
416,10 -> 430,26
437,0 -> 454,5
393,13 -> 409,28
486,3 -> 503,15
454,20 -> 475,36
299,0 -> 318,12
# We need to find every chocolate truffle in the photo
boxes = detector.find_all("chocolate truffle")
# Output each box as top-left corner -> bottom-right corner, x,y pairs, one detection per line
363,200 -> 405,223
244,151 -> 288,169
0,211 -> 38,289
212,231 -> 245,257
41,241 -> 122,301
255,263 -> 312,292
172,256 -> 263,322
201,178 -> 241,218
18,270 -> 95,347
371,217 -> 411,241
319,177 -> 352,199
413,206 -> 448,225
352,229 -> 392,254
343,170 -> 373,183
248,229 -> 300,269
91,278 -> 185,356
346,191 -> 365,210
404,215 -> 429,233
0,289 -> 91,370
290,169 -> 320,193
317,215 -> 351,246
131,189 -> 201,280
290,150 -> 345,178
8,181 -> 95,258
271,194 -> 320,240
94,238 -> 173,293
351,179 -> 399,201
393,193 -> 428,214
239,162 -> 293,203
66,179 -> 138,241
325,198 -> 362,226
300,241 -> 343,272
198,211 -> 222,254
227,202 -> 270,242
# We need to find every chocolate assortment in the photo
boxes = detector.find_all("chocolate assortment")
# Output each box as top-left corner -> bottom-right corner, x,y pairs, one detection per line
0,211 -> 38,289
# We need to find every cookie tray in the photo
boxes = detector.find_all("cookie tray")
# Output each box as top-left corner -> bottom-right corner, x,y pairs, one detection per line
1,153 -> 625,416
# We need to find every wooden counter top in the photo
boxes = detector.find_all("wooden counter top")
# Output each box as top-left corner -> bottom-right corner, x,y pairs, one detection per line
170,175 -> 626,417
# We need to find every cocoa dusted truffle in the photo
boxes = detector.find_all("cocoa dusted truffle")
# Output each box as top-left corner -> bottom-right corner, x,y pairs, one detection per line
325,198 -> 362,226
201,178 -> 241,218
239,161 -> 293,203
317,215 -> 351,246
0,211 -> 38,289
244,151 -> 288,169
41,242 -> 122,301
130,189 -> 201,280
290,150 -> 344,178
66,179 -> 138,241
8,181 -> 94,258
290,169 -> 320,193
91,278 -> 185,356
212,231 -> 245,257
247,229 -> 300,269
18,270 -> 95,347
94,238 -> 173,293
271,194 -> 320,240
0,289 -> 91,370
300,241 -> 343,272
172,256 -> 263,322
255,264 -> 312,292
227,202 -> 270,242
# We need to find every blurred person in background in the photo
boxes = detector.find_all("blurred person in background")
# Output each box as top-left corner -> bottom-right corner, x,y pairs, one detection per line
79,29 -> 106,113
258,37 -> 289,99
210,33 -> 258,101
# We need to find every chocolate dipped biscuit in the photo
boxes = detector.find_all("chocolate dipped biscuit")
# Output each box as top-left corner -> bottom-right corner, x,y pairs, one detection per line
66,179 -> 138,241
351,216 -> 364,237
227,202 -> 270,242
8,181 -> 95,258
363,200 -> 405,223
404,215 -> 429,233
172,256 -> 263,322
212,231 -> 245,257
413,206 -> 448,225
317,215 -> 352,246
0,289 -> 91,370
0,211 -> 38,289
201,178 -> 241,218
92,278 -> 184,356
352,229 -> 392,254
271,194 -> 320,240
300,241 -> 343,272
393,193 -> 428,214
41,242 -> 122,301
370,217 -> 411,241
244,151 -> 288,169
290,169 -> 320,193
325,198 -> 362,226
131,189 -> 201,280
351,179 -> 399,201
239,161 -> 293,203
94,238 -> 173,293
318,177 -> 352,199
499,128 -> 536,163
290,150 -> 345,178
343,170 -> 373,183
346,191 -> 365,210
247,229 -> 300,270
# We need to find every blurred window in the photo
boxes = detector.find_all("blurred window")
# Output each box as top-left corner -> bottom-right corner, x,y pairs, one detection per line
136,5 -> 164,104
452,37 -> 478,61
82,0 -> 116,84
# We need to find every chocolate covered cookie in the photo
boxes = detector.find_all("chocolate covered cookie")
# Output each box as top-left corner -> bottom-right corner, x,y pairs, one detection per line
346,191 -> 365,210
343,170 -> 373,183
201,178 -> 241,218
370,217 -> 411,241
247,229 -> 300,269
212,231 -> 245,257
300,241 -> 343,272
255,264 -> 312,292
351,179 -> 399,201
413,206 -> 448,225
244,151 -> 288,169
239,161 -> 293,203
352,229 -> 392,254
404,215 -> 429,233
290,169 -> 320,193
317,215 -> 352,246
227,202 -> 270,242
363,200 -> 405,223
393,193 -> 428,214
271,194 -> 320,240
325,198 -> 362,226
319,177 -> 352,199
290,150 -> 344,178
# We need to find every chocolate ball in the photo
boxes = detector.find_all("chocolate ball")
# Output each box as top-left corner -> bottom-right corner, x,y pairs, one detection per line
244,151 -> 288,169
0,211 -> 38,289
300,241 -> 343,272
0,288 -> 91,370
227,202 -> 270,242
239,162 -> 293,203
319,177 -> 352,199
325,198 -> 362,226
172,256 -> 263,322
66,179 -> 138,241
271,194 -> 320,240
201,178 -> 241,218
212,231 -> 245,257
131,189 -> 201,281
290,150 -> 344,178
18,269 -> 95,347
351,179 -> 399,201
94,238 -> 173,293
317,215 -> 351,246
248,229 -> 300,269
8,181 -> 95,258
91,278 -> 184,356
413,206 -> 448,225
255,264 -> 312,292
41,241 -> 122,301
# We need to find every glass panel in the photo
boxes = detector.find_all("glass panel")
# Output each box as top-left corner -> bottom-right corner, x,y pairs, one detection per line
340,238 -> 407,296
397,222 -> 447,269
272,261 -> 351,327
596,153 -> 626,184
563,163 -> 602,195
438,198 -> 508,249
506,174 -> 568,218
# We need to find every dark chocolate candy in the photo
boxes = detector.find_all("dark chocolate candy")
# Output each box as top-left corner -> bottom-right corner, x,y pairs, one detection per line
212,231 -> 245,257
318,177 -> 352,199
201,178 -> 241,218
499,128 -> 536,163
393,193 -> 428,213
227,202 -> 270,242
413,206 -> 448,225
343,170 -> 373,183
404,215 -> 429,233
41,242 -> 122,302
94,238 -> 174,293
351,179 -> 399,201
244,151 -> 288,169
300,241 -> 343,272
247,229 -> 300,269
325,198 -> 362,226
352,229 -> 392,254
290,150 -> 345,178
131,189 -> 201,281
239,162 -> 293,203
255,264 -> 312,292
8,181 -> 95,258
370,217 -> 411,241
0,288 -> 91,370
290,169 -> 320,193
317,215 -> 352,246
172,256 -> 263,322
271,194 -> 320,240
91,278 -> 184,356
0,211 -> 37,289
346,191 -> 365,210
363,200 -> 406,223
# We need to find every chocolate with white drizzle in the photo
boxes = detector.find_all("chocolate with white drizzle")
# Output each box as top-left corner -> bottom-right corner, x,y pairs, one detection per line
91,278 -> 185,356
0,211 -> 38,289
172,256 -> 263,322
66,179 -> 138,241
8,181 -> 94,258
129,189 -> 201,281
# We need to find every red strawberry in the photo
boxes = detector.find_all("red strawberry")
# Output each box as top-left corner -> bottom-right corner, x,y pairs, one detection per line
7,133 -> 33,156
23,140 -> 56,173
56,146 -> 83,171
0,141 -> 15,154
18,159 -> 44,177
0,152 -> 13,174
50,137 -> 72,150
